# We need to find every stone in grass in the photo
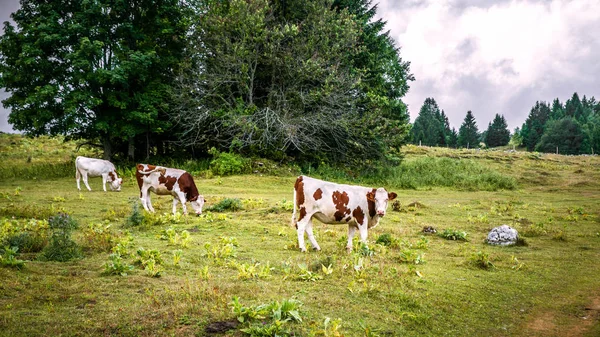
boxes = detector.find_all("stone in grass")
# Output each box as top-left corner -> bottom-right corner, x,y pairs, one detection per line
486,225 -> 519,246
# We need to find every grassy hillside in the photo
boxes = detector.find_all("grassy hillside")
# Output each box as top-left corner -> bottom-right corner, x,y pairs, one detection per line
0,135 -> 599,336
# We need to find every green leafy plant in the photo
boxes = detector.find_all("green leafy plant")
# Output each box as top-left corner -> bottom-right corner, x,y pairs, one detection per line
81,222 -> 118,252
438,228 -> 468,241
0,246 -> 25,269
209,148 -> 250,176
230,297 -> 302,336
470,251 -> 494,270
207,198 -> 243,212
40,213 -> 81,262
172,249 -> 183,267
125,200 -> 144,227
103,253 -> 134,276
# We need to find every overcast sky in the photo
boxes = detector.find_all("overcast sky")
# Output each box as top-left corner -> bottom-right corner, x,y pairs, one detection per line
1,0 -> 599,132
376,0 -> 600,131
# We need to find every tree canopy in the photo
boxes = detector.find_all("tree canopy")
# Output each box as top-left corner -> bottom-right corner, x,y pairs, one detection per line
484,114 -> 510,147
0,0 -> 188,159
457,111 -> 480,148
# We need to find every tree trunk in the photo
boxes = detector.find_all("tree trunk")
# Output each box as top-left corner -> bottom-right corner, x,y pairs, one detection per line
128,136 -> 135,161
102,136 -> 112,160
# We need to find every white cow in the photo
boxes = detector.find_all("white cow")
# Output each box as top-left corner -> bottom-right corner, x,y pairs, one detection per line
136,164 -> 205,215
75,156 -> 122,192
291,175 -> 397,252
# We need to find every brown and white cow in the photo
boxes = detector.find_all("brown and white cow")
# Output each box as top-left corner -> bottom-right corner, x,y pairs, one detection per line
75,156 -> 123,192
291,175 -> 397,252
136,164 -> 205,215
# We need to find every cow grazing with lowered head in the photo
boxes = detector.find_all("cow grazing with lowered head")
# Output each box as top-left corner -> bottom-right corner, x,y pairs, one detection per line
136,164 -> 205,216
75,156 -> 123,192
291,175 -> 397,252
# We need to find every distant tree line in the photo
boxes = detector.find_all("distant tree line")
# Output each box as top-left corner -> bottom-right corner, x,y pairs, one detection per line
0,0 -> 413,165
409,98 -> 510,149
409,93 -> 600,155
518,93 -> 600,155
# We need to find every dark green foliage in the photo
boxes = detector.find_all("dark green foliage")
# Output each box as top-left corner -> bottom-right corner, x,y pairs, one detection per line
535,117 -> 585,155
0,0 -> 188,159
0,246 -> 25,269
125,200 -> 145,228
438,229 -> 468,241
207,198 -> 243,212
209,149 -> 250,176
485,114 -> 510,147
173,0 -> 412,166
2,232 -> 46,254
376,233 -> 393,246
40,213 -> 82,262
521,101 -> 551,151
411,98 -> 446,146
457,111 -> 480,148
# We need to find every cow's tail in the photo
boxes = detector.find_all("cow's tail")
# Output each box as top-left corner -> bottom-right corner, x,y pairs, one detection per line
290,185 -> 297,228
75,157 -> 81,179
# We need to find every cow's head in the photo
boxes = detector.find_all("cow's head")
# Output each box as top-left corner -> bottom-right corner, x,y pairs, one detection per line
367,188 -> 397,217
190,195 -> 206,216
109,172 -> 123,192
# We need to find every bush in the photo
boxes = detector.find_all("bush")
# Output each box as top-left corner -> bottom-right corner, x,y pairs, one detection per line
40,213 -> 82,262
207,198 -> 243,212
209,148 -> 250,176
125,200 -> 145,227
438,228 -> 468,241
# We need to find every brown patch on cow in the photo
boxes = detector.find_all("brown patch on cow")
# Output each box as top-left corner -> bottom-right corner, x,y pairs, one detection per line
158,175 -> 177,191
298,206 -> 307,222
294,176 -> 305,206
313,188 -> 323,201
367,188 -> 377,218
344,216 -> 351,222
388,192 -> 397,200
332,190 -> 350,221
353,206 -> 365,225
108,171 -> 116,182
135,164 -> 152,196
177,172 -> 200,201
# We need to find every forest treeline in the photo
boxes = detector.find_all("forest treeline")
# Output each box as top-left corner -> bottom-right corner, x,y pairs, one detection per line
0,0 -> 413,166
410,93 -> 600,155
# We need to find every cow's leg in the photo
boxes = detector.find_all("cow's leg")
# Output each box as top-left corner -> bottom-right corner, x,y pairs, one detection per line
296,217 -> 309,252
140,188 -> 154,212
305,219 -> 321,251
358,223 -> 369,245
176,192 -> 188,215
172,198 -> 179,215
101,173 -> 108,192
346,225 -> 357,253
76,168 -> 82,191
82,171 -> 92,191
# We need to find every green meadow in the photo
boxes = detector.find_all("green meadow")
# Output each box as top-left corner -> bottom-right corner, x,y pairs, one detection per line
0,134 -> 599,336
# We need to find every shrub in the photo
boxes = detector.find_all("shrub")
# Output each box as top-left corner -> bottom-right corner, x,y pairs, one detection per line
470,251 -> 494,270
103,253 -> 134,276
207,198 -> 243,212
40,213 -> 82,262
125,200 -> 145,227
0,246 -> 25,269
3,232 -> 47,254
209,148 -> 250,176
81,223 -> 119,252
438,228 -> 468,241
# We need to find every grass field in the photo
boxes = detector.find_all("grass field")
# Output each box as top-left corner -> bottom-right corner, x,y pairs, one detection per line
0,135 -> 599,336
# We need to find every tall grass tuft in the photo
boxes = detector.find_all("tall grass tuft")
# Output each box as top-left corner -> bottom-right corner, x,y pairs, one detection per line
40,213 -> 82,262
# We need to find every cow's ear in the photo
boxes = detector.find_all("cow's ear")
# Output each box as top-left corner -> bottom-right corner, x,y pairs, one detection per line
367,191 -> 375,202
388,192 -> 397,200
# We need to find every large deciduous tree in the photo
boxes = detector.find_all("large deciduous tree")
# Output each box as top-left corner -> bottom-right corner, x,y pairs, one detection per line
0,0 -> 187,159
457,110 -> 480,148
172,0 -> 413,165
535,117 -> 584,155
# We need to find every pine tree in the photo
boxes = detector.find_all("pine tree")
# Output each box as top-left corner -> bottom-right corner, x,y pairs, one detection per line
457,111 -> 480,148
410,98 -> 444,146
485,114 -> 510,147
521,101 -> 551,151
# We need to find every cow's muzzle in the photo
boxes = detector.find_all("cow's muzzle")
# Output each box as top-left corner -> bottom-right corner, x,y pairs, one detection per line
377,210 -> 386,216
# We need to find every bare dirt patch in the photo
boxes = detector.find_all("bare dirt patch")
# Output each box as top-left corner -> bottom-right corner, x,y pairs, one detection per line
524,294 -> 600,337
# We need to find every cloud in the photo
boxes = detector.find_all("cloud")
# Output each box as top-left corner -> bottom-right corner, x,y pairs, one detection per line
377,0 -> 600,131
0,0 -> 19,133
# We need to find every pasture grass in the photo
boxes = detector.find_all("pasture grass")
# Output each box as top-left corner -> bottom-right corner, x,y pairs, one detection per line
0,137 -> 599,336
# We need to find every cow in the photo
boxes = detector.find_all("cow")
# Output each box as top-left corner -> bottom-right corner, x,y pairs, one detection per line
136,164 -> 205,216
75,156 -> 123,192
291,175 -> 397,252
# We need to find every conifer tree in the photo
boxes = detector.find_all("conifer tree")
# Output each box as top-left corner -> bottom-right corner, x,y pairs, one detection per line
457,111 -> 480,148
484,114 -> 510,147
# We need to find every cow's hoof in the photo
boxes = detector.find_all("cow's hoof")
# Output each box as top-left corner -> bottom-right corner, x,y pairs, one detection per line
312,247 -> 321,251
